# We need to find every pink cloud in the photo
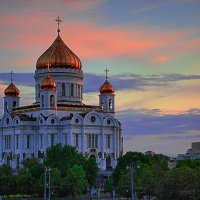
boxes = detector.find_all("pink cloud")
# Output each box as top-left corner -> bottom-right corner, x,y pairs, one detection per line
0,12 -> 199,69
60,0 -> 101,11
153,55 -> 168,63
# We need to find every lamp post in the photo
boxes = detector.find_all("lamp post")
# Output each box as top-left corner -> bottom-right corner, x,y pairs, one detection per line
44,166 -> 51,200
44,166 -> 46,200
130,162 -> 138,200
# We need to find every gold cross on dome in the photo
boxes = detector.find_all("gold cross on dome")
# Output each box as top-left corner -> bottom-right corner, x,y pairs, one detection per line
10,70 -> 14,83
55,16 -> 62,35
46,63 -> 51,73
104,68 -> 109,80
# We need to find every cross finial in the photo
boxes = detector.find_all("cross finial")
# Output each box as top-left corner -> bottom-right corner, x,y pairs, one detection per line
55,16 -> 62,36
104,68 -> 109,80
46,63 -> 51,74
10,70 -> 14,83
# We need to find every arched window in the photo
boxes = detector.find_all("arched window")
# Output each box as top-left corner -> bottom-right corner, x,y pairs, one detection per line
50,95 -> 54,106
71,83 -> 74,97
78,85 -> 80,98
101,99 -> 104,109
109,99 -> 112,110
62,83 -> 66,96
13,101 -> 17,108
41,95 -> 44,107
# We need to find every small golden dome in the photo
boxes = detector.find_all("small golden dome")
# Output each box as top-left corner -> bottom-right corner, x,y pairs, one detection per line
99,80 -> 115,94
40,73 -> 56,90
36,35 -> 82,70
4,83 -> 20,97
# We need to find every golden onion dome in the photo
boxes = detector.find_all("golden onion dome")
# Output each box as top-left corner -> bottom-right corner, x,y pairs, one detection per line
40,73 -> 56,90
4,82 -> 20,97
99,80 -> 115,94
36,35 -> 82,70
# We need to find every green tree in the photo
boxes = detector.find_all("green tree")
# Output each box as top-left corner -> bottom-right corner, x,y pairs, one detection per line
0,164 -> 16,196
45,144 -> 84,176
84,157 -> 98,187
16,168 -> 34,195
136,165 -> 160,200
61,165 -> 86,198
22,158 -> 44,196
158,167 -> 200,200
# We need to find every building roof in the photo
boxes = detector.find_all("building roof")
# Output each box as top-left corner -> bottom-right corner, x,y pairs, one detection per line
4,82 -> 20,97
36,35 -> 82,70
13,103 -> 103,114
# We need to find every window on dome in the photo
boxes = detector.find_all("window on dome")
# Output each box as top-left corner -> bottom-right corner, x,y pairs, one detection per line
109,99 -> 112,110
13,101 -> 16,108
78,85 -> 80,98
41,95 -> 44,107
6,118 -> 9,125
101,99 -> 104,109
71,83 -> 74,97
62,83 -> 66,96
50,95 -> 54,106
81,86 -> 83,99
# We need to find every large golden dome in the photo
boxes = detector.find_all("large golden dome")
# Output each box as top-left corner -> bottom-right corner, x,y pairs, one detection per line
36,35 -> 82,70
4,83 -> 20,97
99,80 -> 115,94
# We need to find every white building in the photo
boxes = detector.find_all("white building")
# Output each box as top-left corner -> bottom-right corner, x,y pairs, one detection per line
0,21 -> 123,172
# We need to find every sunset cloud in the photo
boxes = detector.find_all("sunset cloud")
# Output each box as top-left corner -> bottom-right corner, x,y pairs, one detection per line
153,55 -> 168,63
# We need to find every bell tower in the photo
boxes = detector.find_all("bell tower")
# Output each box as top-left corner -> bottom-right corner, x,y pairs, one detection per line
4,71 -> 20,114
99,68 -> 115,114
40,65 -> 57,114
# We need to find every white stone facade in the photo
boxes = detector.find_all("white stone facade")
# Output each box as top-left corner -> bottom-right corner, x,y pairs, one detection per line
0,33 -> 123,172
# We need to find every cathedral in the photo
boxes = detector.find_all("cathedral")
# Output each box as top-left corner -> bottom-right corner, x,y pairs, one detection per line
0,18 -> 123,172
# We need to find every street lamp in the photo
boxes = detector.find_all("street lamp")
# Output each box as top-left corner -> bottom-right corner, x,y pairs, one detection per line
44,166 -> 51,200
130,162 -> 139,200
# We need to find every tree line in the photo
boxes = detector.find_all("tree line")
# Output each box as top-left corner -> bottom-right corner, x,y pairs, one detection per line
1,146 -> 200,199
0,144 -> 98,198
105,151 -> 200,200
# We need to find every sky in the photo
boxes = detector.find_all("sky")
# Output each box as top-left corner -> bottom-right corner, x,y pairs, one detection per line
1,0 -> 200,156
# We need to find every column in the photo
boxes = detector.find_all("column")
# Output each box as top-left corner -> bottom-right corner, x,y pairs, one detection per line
11,129 -> 15,168
81,128 -> 85,155
34,128 -> 38,158
19,129 -> 24,163
68,126 -> 72,145
101,128 -> 105,170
